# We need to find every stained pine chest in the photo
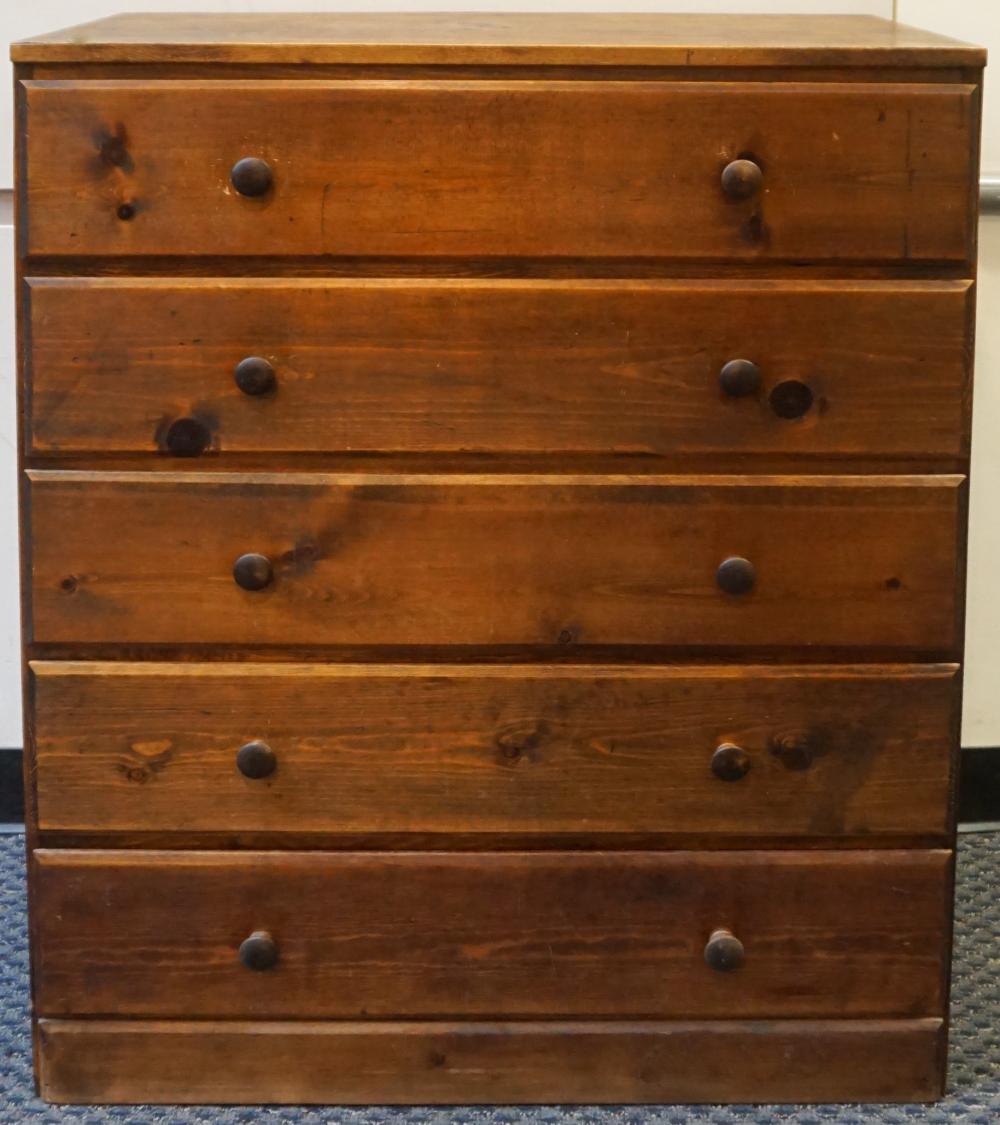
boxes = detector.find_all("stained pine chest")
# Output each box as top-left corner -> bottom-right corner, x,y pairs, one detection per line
13,11 -> 985,1105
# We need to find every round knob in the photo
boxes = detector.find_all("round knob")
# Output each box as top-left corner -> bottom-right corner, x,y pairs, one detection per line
164,417 -> 211,457
711,743 -> 751,782
704,929 -> 745,972
721,158 -> 763,201
233,553 -> 273,592
236,740 -> 277,779
230,157 -> 273,198
234,356 -> 277,396
719,359 -> 761,398
238,930 -> 279,971
769,380 -> 814,420
716,556 -> 756,596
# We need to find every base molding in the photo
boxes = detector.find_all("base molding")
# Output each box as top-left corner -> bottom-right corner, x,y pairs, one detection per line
37,1017 -> 945,1105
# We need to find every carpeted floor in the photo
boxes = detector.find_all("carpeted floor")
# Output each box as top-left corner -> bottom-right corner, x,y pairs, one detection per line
1,833 -> 998,1123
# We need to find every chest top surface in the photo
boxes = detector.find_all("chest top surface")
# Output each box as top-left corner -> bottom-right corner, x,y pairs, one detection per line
11,12 -> 985,68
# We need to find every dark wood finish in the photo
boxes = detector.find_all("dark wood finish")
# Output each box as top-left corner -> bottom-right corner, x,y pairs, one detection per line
12,13 -> 985,68
36,1017 -> 947,1105
710,742 -> 752,783
29,661 -> 959,839
15,13 -> 981,1105
721,158 -> 763,201
233,356 -> 275,397
25,278 -> 973,459
718,358 -> 762,398
231,553 -> 272,592
237,930 -> 278,971
234,740 -> 276,780
28,471 -> 963,650
21,81 -> 975,261
229,157 -> 272,198
704,928 -> 746,972
32,848 -> 950,1019
716,556 -> 756,595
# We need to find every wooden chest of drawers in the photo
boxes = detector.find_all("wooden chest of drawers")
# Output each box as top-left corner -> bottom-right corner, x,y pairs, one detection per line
13,12 -> 984,1106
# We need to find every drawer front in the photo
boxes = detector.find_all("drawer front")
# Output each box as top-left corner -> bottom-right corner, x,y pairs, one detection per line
31,662 -> 958,840
29,472 -> 962,651
37,1018 -> 946,1105
22,80 -> 974,261
26,278 -> 972,460
33,849 -> 950,1019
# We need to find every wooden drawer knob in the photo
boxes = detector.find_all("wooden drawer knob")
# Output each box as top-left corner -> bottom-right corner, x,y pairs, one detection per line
234,356 -> 277,396
164,417 -> 210,457
704,929 -> 745,972
230,157 -> 273,198
711,743 -> 750,781
719,359 -> 761,398
716,556 -> 755,595
236,740 -> 277,779
239,930 -> 279,971
233,553 -> 273,591
721,158 -> 763,200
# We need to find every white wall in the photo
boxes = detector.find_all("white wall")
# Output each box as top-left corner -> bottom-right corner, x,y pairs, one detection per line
897,1 -> 998,746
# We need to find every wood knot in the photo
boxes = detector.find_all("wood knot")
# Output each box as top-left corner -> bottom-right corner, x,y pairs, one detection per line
769,733 -> 815,771
495,722 -> 546,765
97,124 -> 132,169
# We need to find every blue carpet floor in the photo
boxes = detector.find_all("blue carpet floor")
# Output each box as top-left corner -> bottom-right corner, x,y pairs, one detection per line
2,832 -> 998,1123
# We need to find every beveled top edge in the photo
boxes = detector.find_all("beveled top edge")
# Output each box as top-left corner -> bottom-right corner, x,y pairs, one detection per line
11,13 -> 987,68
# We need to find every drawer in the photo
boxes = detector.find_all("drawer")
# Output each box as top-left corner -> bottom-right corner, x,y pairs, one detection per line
37,1018 -> 945,1105
26,278 -> 972,460
33,849 -> 950,1019
21,80 -> 974,261
29,471 -> 962,651
30,662 -> 958,841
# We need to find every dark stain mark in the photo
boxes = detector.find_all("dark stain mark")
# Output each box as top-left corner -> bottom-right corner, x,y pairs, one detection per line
60,575 -> 78,593
768,721 -> 881,836
736,150 -> 764,171
885,577 -> 902,591
163,417 -> 212,457
877,108 -> 887,123
116,202 -> 136,221
769,732 -> 818,772
154,412 -> 218,456
557,627 -> 578,646
279,538 -> 324,577
427,1051 -> 447,1070
95,123 -> 134,172
740,211 -> 768,246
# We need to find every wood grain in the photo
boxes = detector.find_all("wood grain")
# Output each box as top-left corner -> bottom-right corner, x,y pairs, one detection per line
32,848 -> 951,1020
12,12 -> 985,68
28,471 -> 964,651
14,10 -> 981,1104
26,278 -> 973,459
36,1017 -> 947,1104
29,661 -> 959,839
22,80 -> 975,261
